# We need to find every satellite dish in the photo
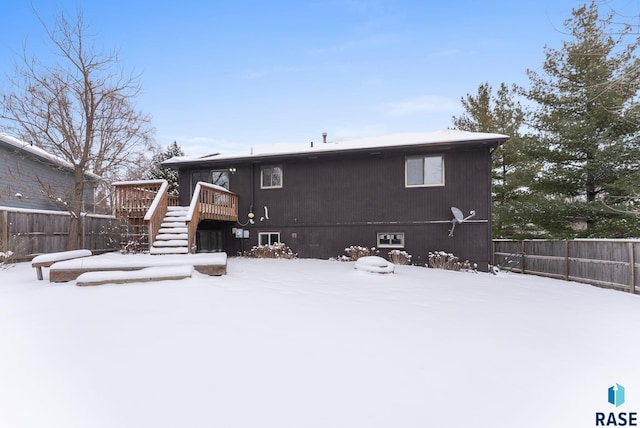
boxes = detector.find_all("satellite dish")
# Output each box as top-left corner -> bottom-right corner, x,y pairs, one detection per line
451,207 -> 465,223
449,207 -> 476,237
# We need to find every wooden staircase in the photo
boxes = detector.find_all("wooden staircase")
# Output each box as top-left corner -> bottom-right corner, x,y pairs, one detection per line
114,180 -> 238,254
150,206 -> 190,254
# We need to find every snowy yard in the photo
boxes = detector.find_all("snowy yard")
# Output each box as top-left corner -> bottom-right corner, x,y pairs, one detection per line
1,255 -> 639,427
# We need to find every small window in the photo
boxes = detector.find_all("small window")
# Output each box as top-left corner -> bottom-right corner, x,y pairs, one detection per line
377,232 -> 405,248
405,155 -> 444,187
259,232 -> 280,246
261,165 -> 283,189
211,170 -> 230,190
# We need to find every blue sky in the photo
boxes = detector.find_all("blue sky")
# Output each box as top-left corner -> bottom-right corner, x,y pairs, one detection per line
1,0 -> 638,156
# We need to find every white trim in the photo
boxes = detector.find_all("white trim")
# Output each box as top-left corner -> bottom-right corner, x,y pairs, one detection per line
377,232 -> 405,248
258,232 -> 280,246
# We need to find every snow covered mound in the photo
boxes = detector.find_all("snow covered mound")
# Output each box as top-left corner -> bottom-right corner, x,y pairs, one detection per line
354,256 -> 395,274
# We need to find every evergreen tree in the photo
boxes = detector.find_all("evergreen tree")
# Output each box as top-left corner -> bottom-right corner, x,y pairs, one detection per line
145,141 -> 185,195
525,1 -> 640,237
452,82 -> 536,237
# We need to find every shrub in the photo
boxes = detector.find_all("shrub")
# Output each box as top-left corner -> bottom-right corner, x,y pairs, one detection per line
0,250 -> 15,269
427,251 -> 472,271
243,242 -> 297,259
344,245 -> 378,261
388,250 -> 412,265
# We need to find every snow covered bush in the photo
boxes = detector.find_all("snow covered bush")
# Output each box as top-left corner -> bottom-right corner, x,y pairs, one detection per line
243,242 -> 297,259
427,251 -> 472,272
120,240 -> 143,254
344,246 -> 379,261
388,250 -> 412,265
112,218 -> 148,254
0,250 -> 14,269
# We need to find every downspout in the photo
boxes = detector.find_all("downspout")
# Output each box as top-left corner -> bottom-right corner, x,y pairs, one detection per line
488,140 -> 506,269
250,162 -> 255,216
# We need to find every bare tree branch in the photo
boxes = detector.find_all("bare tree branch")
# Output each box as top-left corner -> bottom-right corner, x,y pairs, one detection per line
0,6 -> 156,249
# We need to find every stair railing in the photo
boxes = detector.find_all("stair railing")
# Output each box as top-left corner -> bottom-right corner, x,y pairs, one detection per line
185,182 -> 239,253
142,180 -> 170,249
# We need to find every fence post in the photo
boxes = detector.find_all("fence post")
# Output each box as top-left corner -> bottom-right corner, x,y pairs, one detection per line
521,240 -> 526,274
565,240 -> 570,281
1,210 -> 7,255
493,240 -> 500,268
81,214 -> 86,249
629,242 -> 636,294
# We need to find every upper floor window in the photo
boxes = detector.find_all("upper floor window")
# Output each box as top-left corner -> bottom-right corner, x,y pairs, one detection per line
405,155 -> 444,187
261,165 -> 283,189
191,169 -> 230,190
211,170 -> 230,190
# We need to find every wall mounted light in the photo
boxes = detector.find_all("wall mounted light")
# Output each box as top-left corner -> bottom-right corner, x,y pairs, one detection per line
229,167 -> 237,174
237,212 -> 255,227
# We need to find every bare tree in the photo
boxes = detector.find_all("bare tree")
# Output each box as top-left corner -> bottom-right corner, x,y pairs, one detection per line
0,8 -> 156,249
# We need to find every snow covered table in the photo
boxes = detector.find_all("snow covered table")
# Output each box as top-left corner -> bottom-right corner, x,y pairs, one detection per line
48,252 -> 228,283
32,249 -> 93,280
354,256 -> 395,274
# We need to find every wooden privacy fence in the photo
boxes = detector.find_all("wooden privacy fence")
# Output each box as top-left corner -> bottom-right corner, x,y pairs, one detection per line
0,208 -> 121,262
493,239 -> 640,294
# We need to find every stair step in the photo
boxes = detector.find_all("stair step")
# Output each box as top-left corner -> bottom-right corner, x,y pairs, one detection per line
150,246 -> 189,255
153,239 -> 189,247
167,206 -> 189,211
155,233 -> 188,240
165,211 -> 188,217
159,227 -> 188,234
163,216 -> 187,222
161,222 -> 186,228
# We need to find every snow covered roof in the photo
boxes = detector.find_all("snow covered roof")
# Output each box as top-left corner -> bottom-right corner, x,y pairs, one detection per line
0,133 -> 101,180
163,130 -> 508,166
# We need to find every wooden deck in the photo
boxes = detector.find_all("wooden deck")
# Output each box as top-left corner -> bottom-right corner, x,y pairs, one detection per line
48,252 -> 228,282
113,180 -> 238,253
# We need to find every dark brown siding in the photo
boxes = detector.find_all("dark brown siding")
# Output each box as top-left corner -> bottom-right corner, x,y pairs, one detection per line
178,145 -> 494,269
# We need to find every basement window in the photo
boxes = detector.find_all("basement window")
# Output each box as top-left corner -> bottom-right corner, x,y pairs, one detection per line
259,232 -> 280,246
405,155 -> 444,187
377,232 -> 405,248
261,165 -> 283,189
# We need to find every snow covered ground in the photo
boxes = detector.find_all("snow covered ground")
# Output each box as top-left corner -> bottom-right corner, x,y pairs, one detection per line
1,255 -> 639,427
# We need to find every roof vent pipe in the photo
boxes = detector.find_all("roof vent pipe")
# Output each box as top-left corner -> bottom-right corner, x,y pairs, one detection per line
322,132 -> 327,144
310,141 -> 313,148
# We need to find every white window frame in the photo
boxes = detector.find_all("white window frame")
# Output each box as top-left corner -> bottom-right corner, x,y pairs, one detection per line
259,232 -> 280,246
261,165 -> 283,189
405,154 -> 444,187
377,232 -> 405,249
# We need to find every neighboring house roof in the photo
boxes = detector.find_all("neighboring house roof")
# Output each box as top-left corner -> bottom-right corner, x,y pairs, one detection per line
163,130 -> 509,167
0,133 -> 101,181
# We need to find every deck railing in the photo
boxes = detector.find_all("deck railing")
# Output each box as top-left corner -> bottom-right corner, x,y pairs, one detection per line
185,182 -> 239,252
113,180 -> 179,219
113,180 -> 179,249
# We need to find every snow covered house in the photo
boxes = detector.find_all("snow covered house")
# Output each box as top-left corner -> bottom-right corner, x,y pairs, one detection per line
144,130 -> 508,270
0,134 -> 99,212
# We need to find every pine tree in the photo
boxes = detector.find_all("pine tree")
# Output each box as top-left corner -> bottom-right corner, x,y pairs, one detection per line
145,141 -> 185,195
525,1 -> 640,237
452,82 -> 536,237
